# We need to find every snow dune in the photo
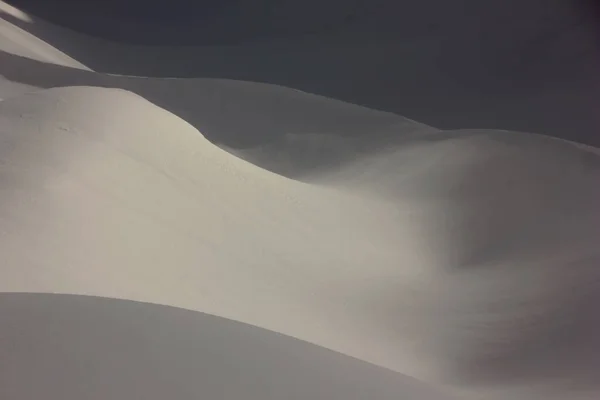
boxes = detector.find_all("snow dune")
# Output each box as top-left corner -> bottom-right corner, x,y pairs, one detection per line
0,86 -> 443,390
0,84 -> 599,399
1,2 -> 600,399
0,48 -> 434,154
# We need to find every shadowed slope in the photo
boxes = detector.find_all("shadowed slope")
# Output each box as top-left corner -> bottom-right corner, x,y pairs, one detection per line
0,50 -> 432,150
0,8 -> 88,68
0,0 -> 499,45
1,0 -> 599,145
0,293 -> 449,400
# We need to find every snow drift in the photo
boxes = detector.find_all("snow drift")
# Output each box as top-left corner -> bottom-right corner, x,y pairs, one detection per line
1,2 -> 600,399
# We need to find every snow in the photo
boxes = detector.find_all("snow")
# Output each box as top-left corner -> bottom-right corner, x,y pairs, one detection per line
1,1 -> 600,399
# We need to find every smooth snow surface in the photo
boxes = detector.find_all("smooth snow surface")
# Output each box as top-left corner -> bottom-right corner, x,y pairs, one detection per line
1,2 -> 600,400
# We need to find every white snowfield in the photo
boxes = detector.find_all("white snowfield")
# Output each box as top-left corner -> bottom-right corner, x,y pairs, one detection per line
1,2 -> 600,400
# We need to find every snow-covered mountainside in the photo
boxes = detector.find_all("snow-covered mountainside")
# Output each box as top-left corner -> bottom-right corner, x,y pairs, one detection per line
1,2 -> 600,399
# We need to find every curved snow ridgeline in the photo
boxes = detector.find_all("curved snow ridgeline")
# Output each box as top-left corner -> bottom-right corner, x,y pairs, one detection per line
1,0 -> 599,145
1,2 -> 600,400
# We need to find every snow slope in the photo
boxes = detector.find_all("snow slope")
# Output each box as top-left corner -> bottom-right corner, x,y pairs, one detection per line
1,84 -> 599,400
1,292 -> 448,400
0,47 -> 434,153
1,2 -> 600,399
0,4 -> 88,69
0,86 -> 449,397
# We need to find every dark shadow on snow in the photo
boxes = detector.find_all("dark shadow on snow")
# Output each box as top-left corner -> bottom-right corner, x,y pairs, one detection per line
1,0 -> 600,147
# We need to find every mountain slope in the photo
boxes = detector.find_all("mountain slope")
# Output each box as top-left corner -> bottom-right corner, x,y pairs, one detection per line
1,86 -> 600,399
